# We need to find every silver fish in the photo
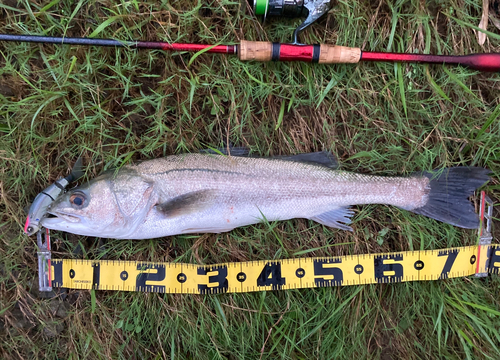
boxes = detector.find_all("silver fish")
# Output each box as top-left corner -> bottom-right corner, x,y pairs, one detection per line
40,152 -> 489,239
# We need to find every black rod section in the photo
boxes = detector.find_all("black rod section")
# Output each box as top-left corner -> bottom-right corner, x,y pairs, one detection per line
0,34 -> 135,47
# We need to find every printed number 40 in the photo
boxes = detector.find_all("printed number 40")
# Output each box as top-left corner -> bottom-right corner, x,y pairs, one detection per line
257,263 -> 285,288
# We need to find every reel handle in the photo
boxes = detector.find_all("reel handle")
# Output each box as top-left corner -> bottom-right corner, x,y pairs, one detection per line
250,0 -> 334,44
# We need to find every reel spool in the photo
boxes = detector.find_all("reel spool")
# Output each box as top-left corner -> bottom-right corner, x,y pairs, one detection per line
248,0 -> 334,44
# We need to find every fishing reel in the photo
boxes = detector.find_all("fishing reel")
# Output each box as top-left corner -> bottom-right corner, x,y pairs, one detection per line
248,0 -> 334,44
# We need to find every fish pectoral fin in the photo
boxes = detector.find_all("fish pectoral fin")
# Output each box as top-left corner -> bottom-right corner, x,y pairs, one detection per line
310,206 -> 354,231
156,190 -> 217,218
273,151 -> 338,169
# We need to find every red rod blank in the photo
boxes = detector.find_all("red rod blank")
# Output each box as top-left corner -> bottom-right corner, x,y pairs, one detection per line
361,51 -> 500,72
138,42 -> 237,54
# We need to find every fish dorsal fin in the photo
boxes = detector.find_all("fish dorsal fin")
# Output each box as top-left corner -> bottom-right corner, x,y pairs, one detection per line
199,148 -> 338,168
273,151 -> 338,168
310,206 -> 354,231
200,147 -> 250,157
156,190 -> 217,218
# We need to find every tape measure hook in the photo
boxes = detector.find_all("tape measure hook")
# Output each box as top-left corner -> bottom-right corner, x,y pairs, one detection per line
475,191 -> 494,278
37,228 -> 53,292
479,191 -> 494,244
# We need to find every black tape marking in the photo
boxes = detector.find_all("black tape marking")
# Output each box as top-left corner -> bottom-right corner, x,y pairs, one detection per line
120,271 -> 128,280
52,261 -> 63,287
272,43 -> 281,61
198,265 -> 229,294
414,260 -> 424,270
136,263 -> 166,293
374,254 -> 404,283
354,264 -> 364,274
487,245 -> 500,275
257,262 -> 286,290
296,268 -> 305,278
92,263 -> 100,289
314,258 -> 343,287
438,249 -> 459,279
312,44 -> 320,63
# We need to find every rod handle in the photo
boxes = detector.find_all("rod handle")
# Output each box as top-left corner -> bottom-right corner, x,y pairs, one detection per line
238,40 -> 361,64
318,44 -> 361,64
239,40 -> 273,61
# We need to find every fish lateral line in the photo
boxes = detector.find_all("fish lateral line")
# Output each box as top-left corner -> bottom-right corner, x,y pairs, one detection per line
146,168 -> 246,177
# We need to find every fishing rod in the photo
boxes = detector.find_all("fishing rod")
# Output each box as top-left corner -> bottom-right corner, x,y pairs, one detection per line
2,33 -> 500,72
2,0 -> 500,71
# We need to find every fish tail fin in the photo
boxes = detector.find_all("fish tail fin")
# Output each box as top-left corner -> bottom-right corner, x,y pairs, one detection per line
409,167 -> 490,229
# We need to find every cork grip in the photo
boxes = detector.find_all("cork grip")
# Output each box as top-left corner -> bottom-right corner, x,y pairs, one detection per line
239,40 -> 272,62
318,45 -> 361,64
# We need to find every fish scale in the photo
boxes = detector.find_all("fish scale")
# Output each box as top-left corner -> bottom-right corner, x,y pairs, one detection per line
138,154 -> 424,202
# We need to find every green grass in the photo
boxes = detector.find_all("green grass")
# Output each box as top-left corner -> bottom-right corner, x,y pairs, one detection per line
1,0 -> 499,358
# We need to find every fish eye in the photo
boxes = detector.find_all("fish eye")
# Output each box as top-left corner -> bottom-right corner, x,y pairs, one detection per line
69,192 -> 86,208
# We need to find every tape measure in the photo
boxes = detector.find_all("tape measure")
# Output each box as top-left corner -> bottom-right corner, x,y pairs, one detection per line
47,244 -> 499,294
37,192 -> 496,294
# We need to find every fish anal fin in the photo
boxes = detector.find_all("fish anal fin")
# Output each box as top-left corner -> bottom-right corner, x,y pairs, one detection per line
310,206 -> 354,231
156,190 -> 216,218
274,151 -> 338,169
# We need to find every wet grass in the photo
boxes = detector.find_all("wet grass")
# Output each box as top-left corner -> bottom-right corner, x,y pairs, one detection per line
1,0 -> 500,358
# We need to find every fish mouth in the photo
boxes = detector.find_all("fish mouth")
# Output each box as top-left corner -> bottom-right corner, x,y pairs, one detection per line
47,211 -> 82,223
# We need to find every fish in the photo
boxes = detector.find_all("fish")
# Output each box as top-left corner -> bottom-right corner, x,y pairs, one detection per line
40,151 -> 490,239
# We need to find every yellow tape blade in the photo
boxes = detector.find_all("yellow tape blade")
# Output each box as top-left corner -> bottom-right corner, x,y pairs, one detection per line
50,245 -> 499,294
